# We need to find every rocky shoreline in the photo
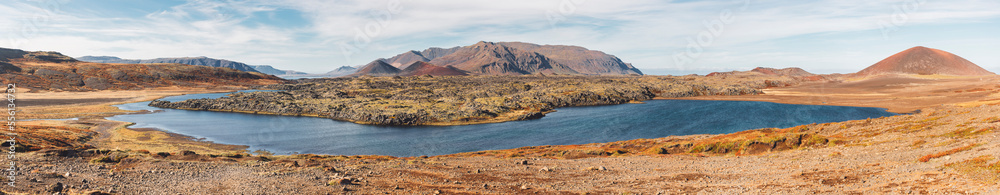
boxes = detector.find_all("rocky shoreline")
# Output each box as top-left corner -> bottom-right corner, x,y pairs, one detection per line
149,75 -> 802,125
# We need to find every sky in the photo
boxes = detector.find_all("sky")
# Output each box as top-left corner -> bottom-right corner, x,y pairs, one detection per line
1,0 -> 998,74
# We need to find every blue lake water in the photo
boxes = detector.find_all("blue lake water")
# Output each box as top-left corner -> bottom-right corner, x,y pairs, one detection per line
108,91 -> 898,157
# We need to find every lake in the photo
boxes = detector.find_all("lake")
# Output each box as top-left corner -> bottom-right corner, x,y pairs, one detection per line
108,91 -> 898,157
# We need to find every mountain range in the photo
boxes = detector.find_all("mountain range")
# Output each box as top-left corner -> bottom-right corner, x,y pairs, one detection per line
249,65 -> 308,76
352,41 -> 643,76
0,48 -> 285,91
77,56 -> 262,73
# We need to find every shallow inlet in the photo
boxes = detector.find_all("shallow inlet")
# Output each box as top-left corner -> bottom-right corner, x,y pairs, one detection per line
108,90 -> 898,157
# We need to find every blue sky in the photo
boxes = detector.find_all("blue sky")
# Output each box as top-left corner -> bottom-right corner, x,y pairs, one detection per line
1,0 -> 998,74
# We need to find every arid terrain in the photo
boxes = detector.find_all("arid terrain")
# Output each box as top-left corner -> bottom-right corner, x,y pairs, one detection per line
2,74 -> 999,194
1,46 -> 999,194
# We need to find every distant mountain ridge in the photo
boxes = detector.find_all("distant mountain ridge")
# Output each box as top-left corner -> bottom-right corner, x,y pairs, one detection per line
0,47 -> 286,91
352,41 -> 642,76
856,46 -> 995,76
707,67 -> 815,77
250,65 -> 308,76
77,56 -> 261,73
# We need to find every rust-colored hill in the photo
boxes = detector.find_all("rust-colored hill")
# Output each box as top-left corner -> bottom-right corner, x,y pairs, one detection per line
399,61 -> 468,76
0,48 -> 286,91
856,46 -> 995,76
349,59 -> 400,77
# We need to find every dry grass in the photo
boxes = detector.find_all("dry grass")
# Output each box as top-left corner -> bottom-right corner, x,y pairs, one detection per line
944,155 -> 1000,184
941,127 -> 994,138
9,121 -> 94,151
20,103 -> 138,119
444,124 -> 844,159
918,144 -> 979,162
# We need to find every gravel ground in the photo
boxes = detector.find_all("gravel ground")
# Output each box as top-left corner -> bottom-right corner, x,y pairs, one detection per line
2,105 -> 998,194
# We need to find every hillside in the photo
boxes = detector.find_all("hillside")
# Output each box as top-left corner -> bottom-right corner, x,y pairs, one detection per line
348,60 -> 400,77
1,48 -> 286,91
353,41 -> 642,76
77,56 -> 261,73
856,46 -> 995,76
399,61 -> 468,76
498,42 -> 643,75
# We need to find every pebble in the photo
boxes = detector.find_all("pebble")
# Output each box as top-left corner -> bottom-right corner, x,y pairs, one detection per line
48,182 -> 64,192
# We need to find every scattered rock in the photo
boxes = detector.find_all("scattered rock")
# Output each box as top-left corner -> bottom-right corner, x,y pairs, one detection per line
48,182 -> 64,192
81,191 -> 112,195
328,177 -> 352,186
540,167 -> 551,172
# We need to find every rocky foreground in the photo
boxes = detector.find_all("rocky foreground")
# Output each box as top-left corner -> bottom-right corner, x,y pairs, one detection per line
149,74 -> 804,125
2,104 -> 997,194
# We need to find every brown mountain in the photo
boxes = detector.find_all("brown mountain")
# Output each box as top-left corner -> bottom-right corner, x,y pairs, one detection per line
361,41 -> 642,76
497,42 -> 642,75
0,47 -> 285,91
399,61 -> 468,76
382,47 -> 463,70
856,46 -> 995,76
428,41 -> 579,75
420,47 -> 462,60
349,59 -> 400,76
383,51 -> 430,69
